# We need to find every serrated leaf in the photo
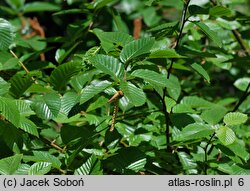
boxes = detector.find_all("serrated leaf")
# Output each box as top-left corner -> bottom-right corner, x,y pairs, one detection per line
149,49 -> 186,59
74,155 -> 102,175
28,162 -> 52,175
166,75 -> 181,101
218,163 -> 250,175
191,63 -> 210,83
18,117 -> 39,137
120,81 -> 146,107
105,147 -> 146,173
164,96 -> 176,113
23,151 -> 61,169
209,6 -> 232,17
0,154 -> 23,175
131,69 -> 171,88
90,54 -> 124,80
120,37 -> 155,63
0,96 -> 20,126
201,104 -> 227,125
86,96 -> 108,112
178,152 -> 197,174
0,18 -> 15,50
15,164 -> 30,175
193,22 -> 222,47
172,103 -> 196,113
31,93 -> 61,120
0,77 -> 10,96
216,126 -> 236,145
223,112 -> 248,126
50,62 -> 82,91
0,121 -> 23,150
60,92 -> 80,115
93,29 -> 133,53
80,80 -> 111,104
226,140 -> 249,161
234,77 -> 250,92
174,123 -> 214,142
23,2 -> 60,13
147,21 -> 178,32
181,96 -> 213,109
14,100 -> 35,116
9,73 -> 33,98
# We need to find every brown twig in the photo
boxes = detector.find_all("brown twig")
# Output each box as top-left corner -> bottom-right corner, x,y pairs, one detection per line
232,29 -> 250,57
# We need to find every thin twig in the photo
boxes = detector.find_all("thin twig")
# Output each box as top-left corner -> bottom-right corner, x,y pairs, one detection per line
9,50 -> 37,82
232,29 -> 250,57
162,0 -> 191,147
167,0 -> 191,78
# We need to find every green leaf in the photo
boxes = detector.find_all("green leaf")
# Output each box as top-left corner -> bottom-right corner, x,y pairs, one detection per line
190,63 -> 210,83
147,21 -> 178,32
120,37 -> 155,63
223,112 -> 248,126
31,93 -> 61,120
209,6 -> 232,17
74,155 -> 102,175
234,77 -> 250,92
5,0 -> 25,10
131,69 -> 171,88
166,75 -> 181,101
28,162 -> 52,175
86,96 -> 108,112
61,92 -> 80,115
142,7 -> 161,27
174,123 -> 214,142
0,18 -> 15,50
188,5 -> 209,15
218,163 -> 250,175
0,121 -> 23,150
164,96 -> 176,113
0,154 -> 23,175
9,73 -> 33,98
61,125 -> 92,145
18,117 -> 39,137
90,54 -> 124,80
216,126 -> 236,145
172,103 -> 196,114
93,29 -> 133,53
201,104 -> 227,125
24,151 -> 61,169
120,81 -> 146,107
181,96 -> 213,109
193,22 -> 222,47
14,100 -> 35,117
15,164 -> 30,175
149,49 -> 186,59
80,80 -> 111,104
0,77 -> 10,96
50,61 -> 82,91
0,96 -> 20,126
178,152 -> 197,174
23,2 -> 60,13
225,140 -> 249,162
105,147 -> 147,174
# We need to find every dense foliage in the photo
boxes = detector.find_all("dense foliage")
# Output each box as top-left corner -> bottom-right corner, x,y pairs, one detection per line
0,0 -> 249,175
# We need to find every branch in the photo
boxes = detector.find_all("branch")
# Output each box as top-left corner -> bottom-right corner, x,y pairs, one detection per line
167,0 -> 191,78
162,0 -> 190,147
9,50 -> 37,83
